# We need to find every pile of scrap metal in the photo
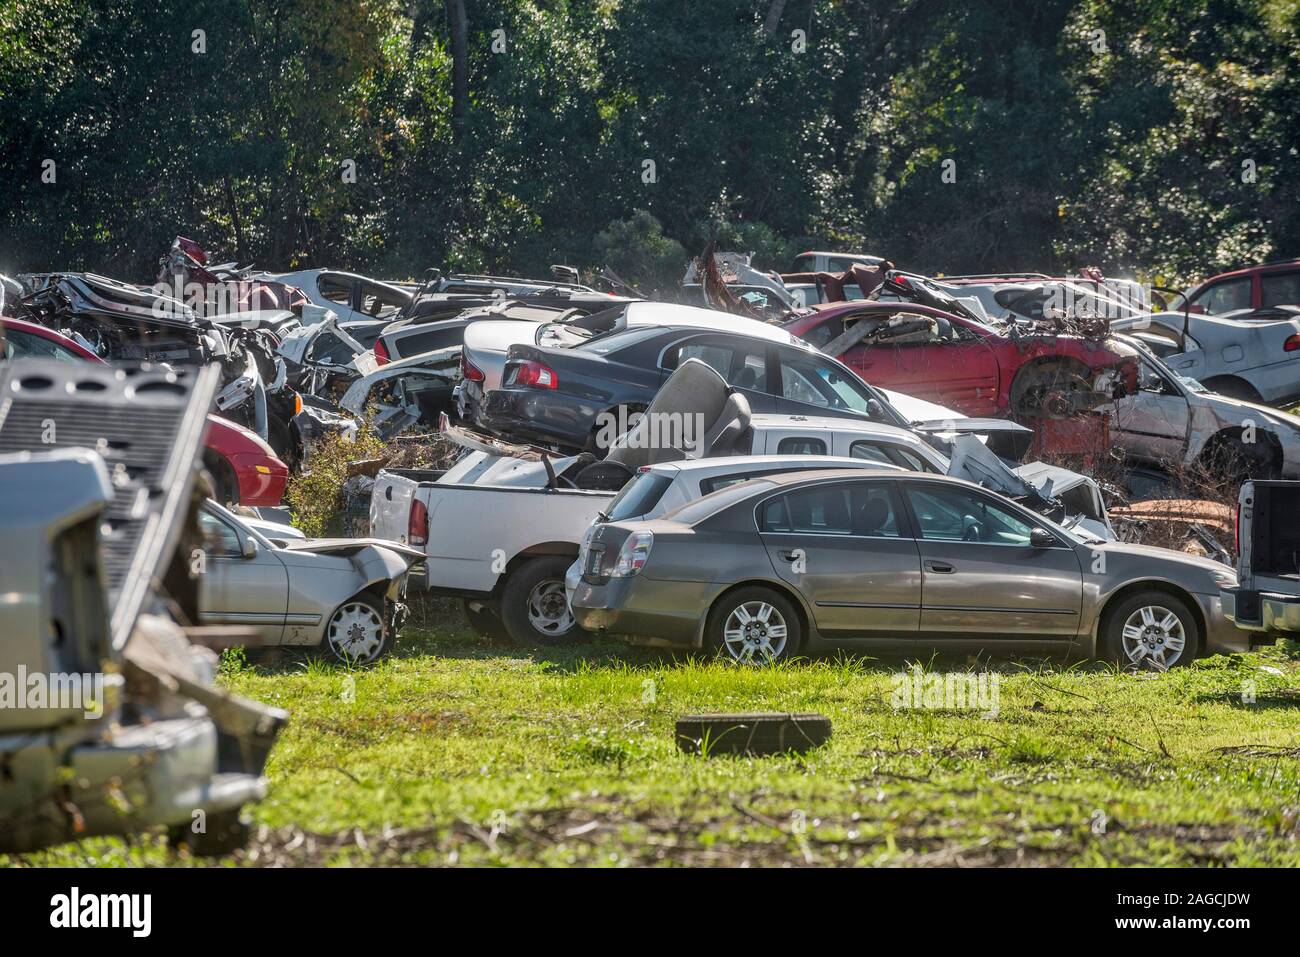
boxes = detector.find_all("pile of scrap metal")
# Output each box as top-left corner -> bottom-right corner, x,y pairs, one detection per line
0,358 -> 286,855
681,246 -> 798,320
12,263 -> 303,461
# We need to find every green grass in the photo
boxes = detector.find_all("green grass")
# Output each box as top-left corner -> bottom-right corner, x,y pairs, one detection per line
8,604 -> 1300,867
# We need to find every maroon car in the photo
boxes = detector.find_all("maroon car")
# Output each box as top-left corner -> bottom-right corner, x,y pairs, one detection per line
1180,258 -> 1300,319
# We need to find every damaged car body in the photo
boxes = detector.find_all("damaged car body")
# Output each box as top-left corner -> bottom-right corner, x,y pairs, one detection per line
0,358 -> 286,855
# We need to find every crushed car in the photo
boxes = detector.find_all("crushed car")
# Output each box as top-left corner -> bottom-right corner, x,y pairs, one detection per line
0,357 -> 286,855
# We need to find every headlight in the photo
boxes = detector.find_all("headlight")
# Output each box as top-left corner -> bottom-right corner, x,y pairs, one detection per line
1214,571 -> 1238,589
610,531 -> 653,577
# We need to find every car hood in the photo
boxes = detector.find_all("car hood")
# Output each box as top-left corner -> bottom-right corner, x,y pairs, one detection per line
1088,540 -> 1235,584
279,538 -> 424,561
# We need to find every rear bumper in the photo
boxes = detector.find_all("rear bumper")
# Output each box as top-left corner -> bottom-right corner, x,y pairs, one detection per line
571,576 -> 716,648
1222,585 -> 1300,637
482,389 -> 593,450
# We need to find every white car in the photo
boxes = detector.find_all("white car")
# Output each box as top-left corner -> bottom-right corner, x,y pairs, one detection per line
1111,309 -> 1300,404
256,268 -> 414,325
1105,336 -> 1300,480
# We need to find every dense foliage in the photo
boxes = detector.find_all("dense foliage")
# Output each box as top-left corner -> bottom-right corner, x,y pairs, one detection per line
1,0 -> 1296,287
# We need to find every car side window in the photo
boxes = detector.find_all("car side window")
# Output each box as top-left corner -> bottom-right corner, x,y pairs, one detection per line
675,339 -> 767,391
1261,271 -> 1300,309
904,484 -> 1035,545
1,328 -> 81,362
760,483 -> 901,538
777,436 -> 826,455
778,351 -> 872,413
200,510 -> 243,558
800,317 -> 844,349
850,440 -> 931,472
1194,277 -> 1251,315
318,274 -> 353,305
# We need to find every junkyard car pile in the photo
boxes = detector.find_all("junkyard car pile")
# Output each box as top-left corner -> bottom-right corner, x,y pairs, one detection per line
3,241 -> 1297,854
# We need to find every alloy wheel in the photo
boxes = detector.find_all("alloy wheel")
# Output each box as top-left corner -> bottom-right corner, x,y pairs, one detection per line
722,601 -> 788,664
1120,604 -> 1187,671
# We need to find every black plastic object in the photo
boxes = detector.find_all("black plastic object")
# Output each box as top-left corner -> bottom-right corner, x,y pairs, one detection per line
675,712 -> 832,756
0,359 -> 220,650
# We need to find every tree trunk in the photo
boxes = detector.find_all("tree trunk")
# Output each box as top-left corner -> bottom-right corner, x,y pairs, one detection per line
762,0 -> 787,35
445,0 -> 468,137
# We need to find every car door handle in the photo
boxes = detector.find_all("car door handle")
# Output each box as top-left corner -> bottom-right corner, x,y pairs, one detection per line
925,560 -> 955,573
777,549 -> 800,561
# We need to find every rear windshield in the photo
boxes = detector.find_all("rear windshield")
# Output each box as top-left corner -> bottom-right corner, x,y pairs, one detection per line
606,471 -> 674,522
575,325 -> 661,355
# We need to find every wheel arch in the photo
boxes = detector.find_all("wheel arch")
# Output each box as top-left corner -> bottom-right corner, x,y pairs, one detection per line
698,577 -> 814,652
1094,579 -> 1207,657
491,542 -> 580,597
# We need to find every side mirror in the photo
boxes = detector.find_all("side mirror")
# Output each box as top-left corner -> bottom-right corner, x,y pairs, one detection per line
866,398 -> 885,419
241,537 -> 259,559
1029,527 -> 1056,549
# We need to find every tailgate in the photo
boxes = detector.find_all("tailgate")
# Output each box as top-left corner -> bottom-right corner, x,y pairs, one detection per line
370,469 -> 439,544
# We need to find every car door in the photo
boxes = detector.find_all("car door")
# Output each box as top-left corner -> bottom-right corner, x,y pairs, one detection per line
771,347 -> 880,421
901,480 -> 1083,639
760,479 -> 921,636
1105,356 -> 1191,466
662,334 -> 778,411
197,508 -> 289,643
316,271 -> 362,322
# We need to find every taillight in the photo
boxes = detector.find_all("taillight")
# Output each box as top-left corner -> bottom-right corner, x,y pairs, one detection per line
293,392 -> 303,416
375,339 -> 391,366
610,531 -> 653,577
461,352 -> 485,382
1284,334 -> 1300,352
510,359 -> 559,389
408,499 -> 428,546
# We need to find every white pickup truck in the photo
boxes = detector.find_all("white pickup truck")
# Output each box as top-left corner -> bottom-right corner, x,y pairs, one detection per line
370,412 -> 1114,645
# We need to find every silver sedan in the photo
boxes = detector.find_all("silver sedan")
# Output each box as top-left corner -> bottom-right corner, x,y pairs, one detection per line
198,501 -> 421,663
571,469 -> 1258,669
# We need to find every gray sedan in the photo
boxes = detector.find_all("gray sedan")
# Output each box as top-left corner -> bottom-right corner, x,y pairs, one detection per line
198,501 -> 421,663
571,469 -> 1256,669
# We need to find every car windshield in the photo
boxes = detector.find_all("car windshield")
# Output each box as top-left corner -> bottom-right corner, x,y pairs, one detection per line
574,325 -> 662,355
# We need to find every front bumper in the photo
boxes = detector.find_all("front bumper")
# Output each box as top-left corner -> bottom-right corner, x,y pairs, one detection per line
1222,585 -> 1300,637
1195,591 -> 1255,654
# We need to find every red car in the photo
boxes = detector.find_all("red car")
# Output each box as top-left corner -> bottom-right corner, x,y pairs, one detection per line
1180,258 -> 1300,319
0,316 -> 288,506
781,300 -> 1138,421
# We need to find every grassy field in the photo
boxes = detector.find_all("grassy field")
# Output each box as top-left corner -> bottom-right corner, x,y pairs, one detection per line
8,601 -> 1300,867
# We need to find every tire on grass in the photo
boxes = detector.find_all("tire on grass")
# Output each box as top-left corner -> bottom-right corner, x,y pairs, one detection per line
323,595 -> 392,665
675,712 -> 832,756
462,599 -> 509,640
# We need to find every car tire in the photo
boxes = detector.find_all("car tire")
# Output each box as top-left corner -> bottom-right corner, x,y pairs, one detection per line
1100,590 -> 1199,671
704,586 -> 802,665
462,599 -> 509,640
167,809 -> 251,857
499,557 -> 582,645
323,596 -> 392,664
204,452 -> 239,506
675,712 -> 832,756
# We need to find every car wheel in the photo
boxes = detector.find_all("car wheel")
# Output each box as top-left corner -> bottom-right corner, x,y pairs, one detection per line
705,587 -> 802,665
204,452 -> 239,506
1101,590 -> 1198,671
462,599 -> 508,640
323,597 -> 391,664
500,557 -> 582,645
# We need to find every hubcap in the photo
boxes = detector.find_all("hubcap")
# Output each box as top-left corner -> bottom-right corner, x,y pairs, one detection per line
327,602 -> 385,663
722,601 -> 788,664
527,579 -> 575,636
1120,605 -> 1187,671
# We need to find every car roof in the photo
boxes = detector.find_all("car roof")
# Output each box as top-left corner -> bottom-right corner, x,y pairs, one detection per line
748,412 -> 919,439
645,454 -> 906,477
623,301 -> 797,343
